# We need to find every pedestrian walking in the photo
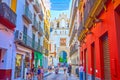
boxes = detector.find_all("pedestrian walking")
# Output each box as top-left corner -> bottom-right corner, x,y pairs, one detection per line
64,66 -> 66,74
37,66 -> 41,80
41,66 -> 44,80
31,64 -> 35,80
26,64 -> 31,80
68,64 -> 72,76
79,64 -> 84,80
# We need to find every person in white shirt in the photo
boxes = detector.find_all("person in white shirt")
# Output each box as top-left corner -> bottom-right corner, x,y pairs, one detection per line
79,64 -> 84,80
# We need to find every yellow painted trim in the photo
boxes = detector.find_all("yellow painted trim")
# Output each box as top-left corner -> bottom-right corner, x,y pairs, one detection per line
11,0 -> 17,13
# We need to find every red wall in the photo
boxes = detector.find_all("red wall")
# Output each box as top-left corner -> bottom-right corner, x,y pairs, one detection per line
80,1 -> 120,80
0,69 -> 12,80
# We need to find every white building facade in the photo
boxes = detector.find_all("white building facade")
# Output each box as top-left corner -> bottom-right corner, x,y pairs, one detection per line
49,13 -> 70,66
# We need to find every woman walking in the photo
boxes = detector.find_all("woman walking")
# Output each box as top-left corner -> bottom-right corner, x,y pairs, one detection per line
41,66 -> 44,80
26,65 -> 31,80
37,66 -> 41,80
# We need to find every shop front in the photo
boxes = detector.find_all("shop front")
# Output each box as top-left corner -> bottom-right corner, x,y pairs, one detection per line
34,51 -> 43,68
14,44 -> 32,80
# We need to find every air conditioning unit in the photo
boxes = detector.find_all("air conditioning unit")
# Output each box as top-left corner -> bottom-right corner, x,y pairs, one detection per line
18,31 -> 23,40
15,30 -> 23,41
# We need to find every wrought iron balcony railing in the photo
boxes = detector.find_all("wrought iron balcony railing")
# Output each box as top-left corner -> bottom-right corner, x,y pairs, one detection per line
38,25 -> 43,36
39,10 -> 44,20
32,18 -> 39,31
84,0 -> 96,24
15,30 -> 42,52
23,5 -> 32,23
23,33 -> 32,47
77,21 -> 84,37
33,0 -> 40,13
70,43 -> 78,56
0,2 -> 16,29
69,25 -> 77,45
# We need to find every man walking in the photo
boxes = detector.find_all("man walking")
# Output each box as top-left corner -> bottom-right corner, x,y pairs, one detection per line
79,64 -> 84,80
68,64 -> 72,76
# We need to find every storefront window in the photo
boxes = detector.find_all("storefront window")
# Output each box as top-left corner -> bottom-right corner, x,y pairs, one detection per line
14,54 -> 22,78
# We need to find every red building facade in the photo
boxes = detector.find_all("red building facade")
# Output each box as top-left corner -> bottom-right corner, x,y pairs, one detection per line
78,0 -> 120,80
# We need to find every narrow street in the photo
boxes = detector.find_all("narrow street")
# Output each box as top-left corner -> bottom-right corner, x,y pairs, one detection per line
44,70 -> 79,80
0,0 -> 120,80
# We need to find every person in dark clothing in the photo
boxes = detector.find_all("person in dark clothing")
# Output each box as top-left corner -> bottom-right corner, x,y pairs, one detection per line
31,64 -> 35,80
37,66 -> 41,80
68,64 -> 72,76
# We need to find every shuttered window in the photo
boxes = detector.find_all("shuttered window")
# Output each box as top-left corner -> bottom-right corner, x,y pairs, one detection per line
84,49 -> 88,80
91,43 -> 96,80
101,34 -> 111,80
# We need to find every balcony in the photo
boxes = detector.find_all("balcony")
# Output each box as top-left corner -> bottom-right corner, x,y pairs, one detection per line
69,25 -> 77,45
38,10 -> 44,20
29,0 -> 33,2
77,21 -> 84,37
15,30 -> 42,51
38,45 -> 43,52
45,32 -> 49,40
23,5 -> 32,24
38,25 -> 43,36
45,49 -> 49,56
23,33 -> 32,47
14,30 -> 32,48
33,0 -> 40,13
0,2 -> 16,30
70,43 -> 78,57
32,18 -> 38,31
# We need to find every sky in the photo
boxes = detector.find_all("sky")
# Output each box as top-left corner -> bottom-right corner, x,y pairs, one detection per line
50,0 -> 72,20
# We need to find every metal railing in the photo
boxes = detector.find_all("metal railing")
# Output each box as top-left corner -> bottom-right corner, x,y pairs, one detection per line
70,43 -> 78,56
38,25 -> 43,35
77,21 -> 84,37
24,5 -> 32,21
15,30 -> 42,51
23,33 -> 32,47
84,0 -> 96,23
33,18 -> 39,30
70,25 -> 77,45
34,0 -> 40,7
0,2 -> 16,26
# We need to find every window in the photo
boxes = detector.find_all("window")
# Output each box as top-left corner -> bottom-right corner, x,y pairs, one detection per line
23,26 -> 27,44
39,22 -> 41,31
57,22 -> 59,28
38,38 -> 40,46
32,33 -> 35,48
91,43 -> 96,80
23,26 -> 27,34
55,31 -> 57,34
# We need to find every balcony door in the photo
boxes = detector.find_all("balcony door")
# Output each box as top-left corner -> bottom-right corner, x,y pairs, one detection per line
23,26 -> 27,44
32,33 -> 35,48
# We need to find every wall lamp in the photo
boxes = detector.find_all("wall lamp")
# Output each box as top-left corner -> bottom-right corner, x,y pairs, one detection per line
93,18 -> 103,23
87,31 -> 93,35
